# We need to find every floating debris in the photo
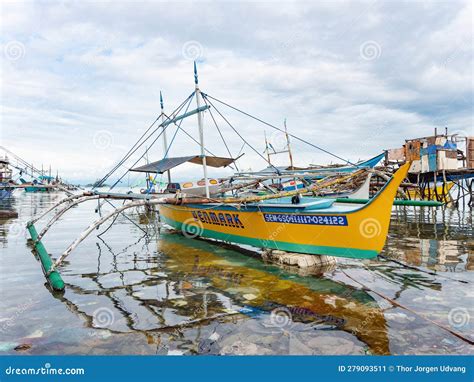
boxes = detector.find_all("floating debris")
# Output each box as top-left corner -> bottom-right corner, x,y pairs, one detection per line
262,250 -> 337,269
14,343 -> 32,352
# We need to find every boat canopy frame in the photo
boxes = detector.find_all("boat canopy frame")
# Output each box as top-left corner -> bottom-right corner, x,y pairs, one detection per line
130,155 -> 239,174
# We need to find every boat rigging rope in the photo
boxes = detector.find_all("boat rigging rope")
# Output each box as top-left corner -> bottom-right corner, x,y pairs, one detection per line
161,111 -> 236,169
202,95 -> 283,175
103,198 -> 148,235
95,92 -> 195,189
97,206 -> 121,238
145,95 -> 197,192
161,102 -> 192,159
108,93 -> 196,191
202,93 -> 357,166
339,268 -> 474,345
94,115 -> 161,188
378,254 -> 469,284
205,103 -> 239,172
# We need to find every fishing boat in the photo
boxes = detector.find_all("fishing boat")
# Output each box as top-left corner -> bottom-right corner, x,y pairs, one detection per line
19,175 -> 56,192
156,63 -> 411,259
159,162 -> 409,259
27,63 -> 414,292
20,179 -> 50,192
0,156 -> 14,200
407,181 -> 454,203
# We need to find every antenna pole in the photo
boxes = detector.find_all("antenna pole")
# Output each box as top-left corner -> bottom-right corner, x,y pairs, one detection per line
264,131 -> 271,164
285,119 -> 297,191
194,62 -> 210,198
284,118 -> 294,169
160,91 -> 171,183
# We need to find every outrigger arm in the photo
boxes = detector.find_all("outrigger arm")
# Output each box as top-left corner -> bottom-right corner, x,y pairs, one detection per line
47,198 -> 168,277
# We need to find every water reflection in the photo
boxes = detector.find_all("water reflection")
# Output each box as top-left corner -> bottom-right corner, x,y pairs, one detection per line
51,231 -> 389,354
0,193 -> 472,355
387,206 -> 473,271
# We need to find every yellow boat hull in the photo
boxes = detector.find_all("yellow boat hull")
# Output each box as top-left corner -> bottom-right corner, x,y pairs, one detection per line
407,182 -> 454,202
159,163 -> 410,259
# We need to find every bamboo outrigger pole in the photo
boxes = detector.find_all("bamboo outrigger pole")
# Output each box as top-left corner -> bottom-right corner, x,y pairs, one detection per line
164,169 -> 368,205
47,198 -> 167,277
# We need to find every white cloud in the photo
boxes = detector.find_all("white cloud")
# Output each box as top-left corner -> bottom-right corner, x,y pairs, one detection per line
0,0 -> 471,183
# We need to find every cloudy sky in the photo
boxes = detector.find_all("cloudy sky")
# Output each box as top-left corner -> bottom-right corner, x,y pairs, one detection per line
1,0 -> 472,184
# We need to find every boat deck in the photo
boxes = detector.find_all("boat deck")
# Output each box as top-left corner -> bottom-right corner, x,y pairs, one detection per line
186,196 -> 366,214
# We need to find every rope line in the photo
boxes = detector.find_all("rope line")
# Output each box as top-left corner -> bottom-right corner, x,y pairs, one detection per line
108,93 -> 195,191
340,268 -> 474,345
202,95 -> 282,175
203,93 -> 356,166
203,97 -> 239,172
146,95 -> 196,192
95,92 -> 194,189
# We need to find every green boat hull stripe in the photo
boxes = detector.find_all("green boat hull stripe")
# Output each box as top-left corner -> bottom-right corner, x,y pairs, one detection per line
161,215 -> 378,259
335,198 -> 443,207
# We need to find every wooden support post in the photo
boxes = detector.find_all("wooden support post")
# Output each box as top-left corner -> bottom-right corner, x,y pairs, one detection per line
469,180 -> 472,207
442,170 -> 448,204
433,172 -> 440,202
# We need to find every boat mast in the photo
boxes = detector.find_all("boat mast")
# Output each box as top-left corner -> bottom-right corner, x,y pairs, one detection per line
284,119 -> 294,169
194,62 -> 210,198
160,91 -> 171,183
264,131 -> 271,164
284,119 -> 297,191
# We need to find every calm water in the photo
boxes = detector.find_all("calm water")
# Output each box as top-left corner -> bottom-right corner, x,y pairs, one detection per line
0,191 -> 472,355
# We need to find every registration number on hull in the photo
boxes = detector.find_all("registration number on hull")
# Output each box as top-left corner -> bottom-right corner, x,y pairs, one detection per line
263,213 -> 348,226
